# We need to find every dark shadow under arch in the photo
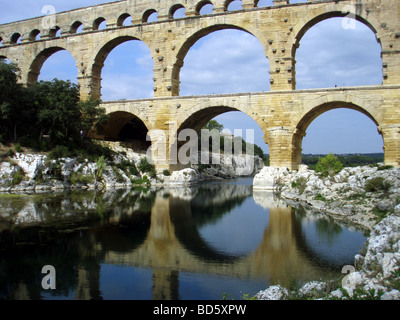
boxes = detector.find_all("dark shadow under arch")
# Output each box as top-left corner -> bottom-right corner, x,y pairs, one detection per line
101,111 -> 150,151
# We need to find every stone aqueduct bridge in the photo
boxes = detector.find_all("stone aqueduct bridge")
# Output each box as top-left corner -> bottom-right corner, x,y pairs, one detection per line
1,0 -> 400,170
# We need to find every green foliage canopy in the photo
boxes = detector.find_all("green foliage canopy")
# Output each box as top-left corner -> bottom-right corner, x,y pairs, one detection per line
315,153 -> 344,177
0,60 -> 110,153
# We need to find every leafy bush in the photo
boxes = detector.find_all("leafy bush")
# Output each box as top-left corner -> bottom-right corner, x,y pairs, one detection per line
69,172 -> 94,185
95,155 -> 107,182
117,160 -> 139,176
315,153 -> 343,177
48,145 -> 70,159
315,193 -> 327,202
12,170 -> 25,185
292,177 -> 307,195
364,177 -> 391,193
138,157 -> 155,173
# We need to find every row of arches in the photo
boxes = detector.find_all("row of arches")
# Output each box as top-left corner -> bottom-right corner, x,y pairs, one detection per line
99,101 -> 384,162
23,17 -> 381,98
0,0 -> 306,46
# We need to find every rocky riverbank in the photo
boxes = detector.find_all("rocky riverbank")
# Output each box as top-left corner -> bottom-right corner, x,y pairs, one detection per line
0,142 -> 264,193
253,164 -> 400,300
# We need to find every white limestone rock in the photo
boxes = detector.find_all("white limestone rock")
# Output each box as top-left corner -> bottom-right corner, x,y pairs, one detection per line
255,285 -> 288,300
253,166 -> 289,190
168,168 -> 201,185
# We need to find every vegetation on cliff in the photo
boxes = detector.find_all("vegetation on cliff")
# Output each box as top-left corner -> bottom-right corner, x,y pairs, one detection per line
0,60 -> 109,160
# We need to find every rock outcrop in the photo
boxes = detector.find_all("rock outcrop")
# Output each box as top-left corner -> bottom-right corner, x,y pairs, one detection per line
253,164 -> 400,230
0,144 -> 264,191
253,164 -> 400,300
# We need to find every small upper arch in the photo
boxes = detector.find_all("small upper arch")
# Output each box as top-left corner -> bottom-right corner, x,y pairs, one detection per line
29,29 -> 41,41
169,4 -> 186,19
10,32 -> 22,44
142,9 -> 159,23
117,13 -> 132,26
70,21 -> 84,34
225,0 -> 243,11
195,1 -> 214,15
49,26 -> 62,38
93,17 -> 107,30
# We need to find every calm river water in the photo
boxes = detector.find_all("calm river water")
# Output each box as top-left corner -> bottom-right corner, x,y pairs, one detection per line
0,177 -> 367,300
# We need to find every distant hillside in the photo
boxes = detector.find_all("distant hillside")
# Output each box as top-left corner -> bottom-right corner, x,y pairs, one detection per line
302,153 -> 384,169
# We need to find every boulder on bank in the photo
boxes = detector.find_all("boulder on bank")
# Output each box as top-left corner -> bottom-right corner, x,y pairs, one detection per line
168,168 -> 201,185
253,166 -> 289,190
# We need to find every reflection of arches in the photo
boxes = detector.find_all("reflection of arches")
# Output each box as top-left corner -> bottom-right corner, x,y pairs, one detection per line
293,209 -> 367,269
169,187 -> 252,263
172,24 -> 264,96
90,36 -> 153,100
101,111 -> 151,150
293,101 -> 382,166
27,47 -> 78,84
292,13 -> 382,89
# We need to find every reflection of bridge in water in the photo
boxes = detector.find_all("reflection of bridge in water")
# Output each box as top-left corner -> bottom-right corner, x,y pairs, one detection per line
74,184 -> 343,300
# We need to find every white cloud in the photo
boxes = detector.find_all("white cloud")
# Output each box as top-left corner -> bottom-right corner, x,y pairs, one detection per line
102,73 -> 153,101
295,18 -> 382,89
180,30 -> 270,95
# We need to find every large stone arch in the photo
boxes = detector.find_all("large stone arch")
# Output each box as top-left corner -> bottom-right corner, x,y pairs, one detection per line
176,100 -> 266,136
167,101 -> 267,170
291,99 -> 383,167
27,46 -> 78,84
291,10 -> 383,90
89,34 -> 154,100
171,23 -> 269,96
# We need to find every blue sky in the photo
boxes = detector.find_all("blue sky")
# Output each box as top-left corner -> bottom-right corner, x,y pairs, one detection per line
0,0 -> 385,154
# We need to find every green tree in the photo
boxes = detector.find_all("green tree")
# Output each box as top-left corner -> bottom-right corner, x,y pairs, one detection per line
79,97 -> 109,139
203,120 -> 224,132
0,61 -> 25,141
32,79 -> 80,144
315,153 -> 343,177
